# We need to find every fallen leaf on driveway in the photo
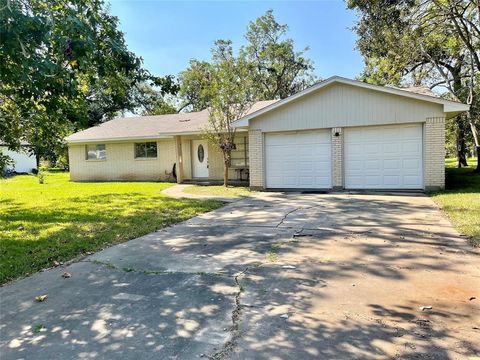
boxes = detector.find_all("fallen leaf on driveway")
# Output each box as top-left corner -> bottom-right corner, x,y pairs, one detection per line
35,295 -> 48,302
62,272 -> 72,278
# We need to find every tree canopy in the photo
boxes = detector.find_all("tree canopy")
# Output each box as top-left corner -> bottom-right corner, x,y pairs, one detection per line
179,10 -> 316,111
0,0 -> 177,159
241,9 -> 316,100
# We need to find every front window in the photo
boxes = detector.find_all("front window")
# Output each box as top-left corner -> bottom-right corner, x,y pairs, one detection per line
85,144 -> 106,160
135,142 -> 157,158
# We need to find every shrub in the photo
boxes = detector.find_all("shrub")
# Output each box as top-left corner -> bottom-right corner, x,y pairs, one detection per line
0,153 -> 14,177
37,170 -> 46,184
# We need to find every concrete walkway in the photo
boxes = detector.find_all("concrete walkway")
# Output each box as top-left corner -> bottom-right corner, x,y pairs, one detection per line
161,184 -> 237,203
1,193 -> 479,359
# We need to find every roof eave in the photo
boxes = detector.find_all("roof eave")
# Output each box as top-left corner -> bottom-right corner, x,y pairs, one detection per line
66,134 -> 175,144
66,128 -> 249,144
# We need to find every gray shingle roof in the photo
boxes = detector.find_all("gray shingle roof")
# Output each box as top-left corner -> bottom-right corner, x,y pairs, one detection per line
66,100 -> 277,143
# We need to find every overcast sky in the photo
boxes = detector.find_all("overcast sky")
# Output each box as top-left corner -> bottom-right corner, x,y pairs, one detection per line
108,0 -> 364,80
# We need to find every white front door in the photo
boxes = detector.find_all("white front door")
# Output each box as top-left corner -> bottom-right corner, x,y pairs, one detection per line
265,130 -> 332,189
192,140 -> 209,178
344,123 -> 423,189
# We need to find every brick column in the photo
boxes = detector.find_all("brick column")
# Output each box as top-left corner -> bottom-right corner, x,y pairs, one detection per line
248,130 -> 264,190
424,117 -> 445,191
331,127 -> 343,190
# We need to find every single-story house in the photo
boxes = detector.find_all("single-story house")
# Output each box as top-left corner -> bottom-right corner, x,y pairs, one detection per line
0,143 -> 37,174
66,76 -> 469,191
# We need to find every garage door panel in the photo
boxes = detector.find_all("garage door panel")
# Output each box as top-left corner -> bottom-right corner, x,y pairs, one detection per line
365,143 -> 381,153
401,141 -> 421,153
347,160 -> 363,171
383,159 -> 401,170
365,176 -> 382,186
364,159 -> 381,170
298,177 -> 314,186
403,159 -> 421,170
383,143 -> 400,153
265,131 -> 332,189
384,176 -> 401,186
404,175 -> 422,185
345,124 -> 423,189
298,162 -> 314,172
401,126 -> 423,138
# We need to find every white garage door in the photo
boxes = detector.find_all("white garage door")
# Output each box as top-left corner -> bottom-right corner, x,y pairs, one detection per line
265,130 -> 332,189
344,124 -> 423,189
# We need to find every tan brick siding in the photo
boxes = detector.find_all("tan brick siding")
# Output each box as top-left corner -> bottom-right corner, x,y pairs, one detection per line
207,143 -> 224,180
331,127 -> 343,189
424,117 -> 446,190
248,130 -> 264,188
69,140 -> 176,182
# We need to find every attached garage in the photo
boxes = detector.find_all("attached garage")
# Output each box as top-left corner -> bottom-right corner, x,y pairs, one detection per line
235,76 -> 470,191
265,130 -> 331,189
344,124 -> 423,189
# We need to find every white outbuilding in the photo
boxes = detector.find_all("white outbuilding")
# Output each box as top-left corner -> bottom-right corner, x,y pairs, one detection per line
1,143 -> 37,174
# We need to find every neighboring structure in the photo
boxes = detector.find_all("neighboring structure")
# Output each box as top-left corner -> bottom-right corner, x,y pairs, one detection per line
66,76 -> 469,191
0,143 -> 37,174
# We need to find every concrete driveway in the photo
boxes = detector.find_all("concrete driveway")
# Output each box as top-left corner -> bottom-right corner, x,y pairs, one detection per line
1,193 -> 479,359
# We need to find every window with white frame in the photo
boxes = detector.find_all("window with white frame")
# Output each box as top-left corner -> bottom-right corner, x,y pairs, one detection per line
85,144 -> 106,160
135,142 -> 157,158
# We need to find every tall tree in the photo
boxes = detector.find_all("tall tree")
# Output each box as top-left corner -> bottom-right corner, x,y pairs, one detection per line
179,10 -> 316,111
0,0 -> 176,160
178,60 -> 213,112
347,0 -> 480,170
133,79 -> 179,116
240,9 -> 316,100
201,40 -> 256,186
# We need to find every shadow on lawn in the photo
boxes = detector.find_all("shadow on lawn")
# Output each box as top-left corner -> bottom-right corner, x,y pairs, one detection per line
444,165 -> 480,193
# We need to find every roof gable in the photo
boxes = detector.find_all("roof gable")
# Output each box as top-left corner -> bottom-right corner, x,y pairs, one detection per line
234,76 -> 469,127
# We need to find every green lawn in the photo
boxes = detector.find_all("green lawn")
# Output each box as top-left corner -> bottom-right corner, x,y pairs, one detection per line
430,158 -> 480,246
0,173 -> 221,285
183,185 -> 254,198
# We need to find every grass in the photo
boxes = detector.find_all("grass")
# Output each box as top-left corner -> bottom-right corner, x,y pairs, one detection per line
0,172 -> 222,285
430,157 -> 480,246
183,185 -> 254,198
266,243 -> 282,262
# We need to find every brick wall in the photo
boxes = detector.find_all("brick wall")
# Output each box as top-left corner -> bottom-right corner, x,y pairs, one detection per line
331,127 -> 343,189
248,130 -> 264,189
424,117 -> 446,190
69,140 -> 176,182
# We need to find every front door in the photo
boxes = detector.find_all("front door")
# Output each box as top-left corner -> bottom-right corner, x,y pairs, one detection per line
192,140 -> 209,178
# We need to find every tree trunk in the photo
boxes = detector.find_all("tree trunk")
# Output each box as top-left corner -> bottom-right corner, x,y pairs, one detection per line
457,117 -> 469,168
223,163 -> 229,187
222,149 -> 232,187
451,74 -> 469,168
468,117 -> 480,172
